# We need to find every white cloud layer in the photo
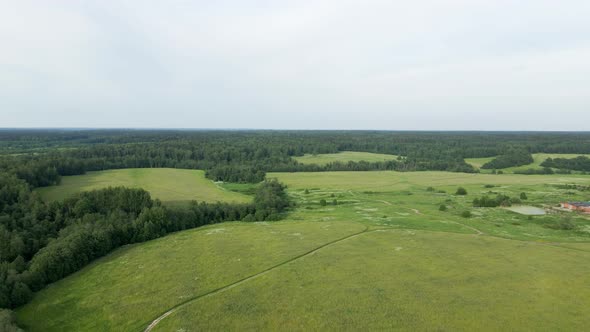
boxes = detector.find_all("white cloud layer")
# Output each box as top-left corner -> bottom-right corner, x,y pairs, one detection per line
1,0 -> 589,129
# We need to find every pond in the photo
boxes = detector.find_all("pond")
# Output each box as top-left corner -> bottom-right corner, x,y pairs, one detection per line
505,205 -> 546,216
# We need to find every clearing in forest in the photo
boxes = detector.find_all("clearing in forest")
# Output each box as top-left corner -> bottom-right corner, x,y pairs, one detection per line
35,168 -> 251,205
293,151 -> 399,165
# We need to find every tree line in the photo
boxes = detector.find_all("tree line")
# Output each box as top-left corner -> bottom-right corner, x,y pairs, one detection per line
541,156 -> 590,172
0,174 -> 290,311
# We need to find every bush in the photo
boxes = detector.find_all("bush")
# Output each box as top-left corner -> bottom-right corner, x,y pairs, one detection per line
456,187 -> 468,195
332,199 -> 338,205
461,211 -> 472,218
0,309 -> 23,332
439,204 -> 447,211
545,217 -> 575,230
426,186 -> 435,192
520,192 -> 528,200
319,199 -> 327,206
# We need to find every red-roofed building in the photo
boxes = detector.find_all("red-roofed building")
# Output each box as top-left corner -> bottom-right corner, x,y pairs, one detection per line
561,202 -> 590,213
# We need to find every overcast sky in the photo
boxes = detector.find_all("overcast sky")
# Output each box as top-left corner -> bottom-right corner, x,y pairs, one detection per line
1,1 -> 589,130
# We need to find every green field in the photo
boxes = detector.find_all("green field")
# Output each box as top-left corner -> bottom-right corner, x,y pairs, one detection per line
18,170 -> 590,331
35,168 -> 251,205
466,153 -> 590,173
293,151 -> 399,165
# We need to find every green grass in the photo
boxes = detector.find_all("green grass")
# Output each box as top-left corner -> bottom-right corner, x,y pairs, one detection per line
35,168 -> 251,205
466,153 -> 590,173
16,221 -> 367,331
156,230 -> 590,331
293,151 -> 399,165
18,170 -> 590,331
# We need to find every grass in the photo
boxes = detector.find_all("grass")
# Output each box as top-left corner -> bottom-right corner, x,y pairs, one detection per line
156,230 -> 590,331
17,170 -> 590,331
16,221 -> 367,332
293,151 -> 399,165
35,168 -> 251,205
466,153 -> 590,173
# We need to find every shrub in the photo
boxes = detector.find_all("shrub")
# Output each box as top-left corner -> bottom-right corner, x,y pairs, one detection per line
545,217 -> 575,230
456,187 -> 468,195
319,199 -> 327,206
461,211 -> 472,218
426,186 -> 435,192
520,192 -> 528,200
332,199 -> 338,205
439,204 -> 447,211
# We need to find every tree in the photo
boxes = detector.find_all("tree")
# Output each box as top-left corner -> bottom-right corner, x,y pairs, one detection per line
10,282 -> 32,307
0,309 -> 24,332
456,187 -> 467,195
520,192 -> 528,200
319,199 -> 327,206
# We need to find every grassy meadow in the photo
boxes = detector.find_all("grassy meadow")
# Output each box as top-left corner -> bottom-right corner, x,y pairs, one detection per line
17,168 -> 590,331
293,151 -> 399,165
156,230 -> 590,331
35,168 -> 251,205
17,221 -> 366,331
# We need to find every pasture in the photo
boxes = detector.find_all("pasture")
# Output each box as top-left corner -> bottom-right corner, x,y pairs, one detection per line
35,168 -> 251,204
17,170 -> 590,331
293,151 -> 399,165
156,230 -> 590,331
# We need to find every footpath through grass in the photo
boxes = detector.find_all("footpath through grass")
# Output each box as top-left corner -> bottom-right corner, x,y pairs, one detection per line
16,221 -> 366,332
17,170 -> 590,331
155,229 -> 590,331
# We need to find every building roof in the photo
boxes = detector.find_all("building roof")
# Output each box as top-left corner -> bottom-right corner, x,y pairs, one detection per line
566,202 -> 590,207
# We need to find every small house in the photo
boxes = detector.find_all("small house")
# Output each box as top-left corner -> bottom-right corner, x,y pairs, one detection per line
561,202 -> 590,213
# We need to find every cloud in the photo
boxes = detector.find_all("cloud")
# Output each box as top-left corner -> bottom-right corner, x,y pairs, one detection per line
1,0 -> 589,129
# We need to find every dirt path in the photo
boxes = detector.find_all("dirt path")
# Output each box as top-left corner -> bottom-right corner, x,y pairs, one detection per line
446,220 -> 484,235
144,226 -> 372,332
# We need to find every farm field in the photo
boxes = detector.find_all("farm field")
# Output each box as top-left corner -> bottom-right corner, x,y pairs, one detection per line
17,170 -> 590,331
466,153 -> 590,173
35,168 -> 251,205
156,229 -> 590,331
293,151 -> 399,165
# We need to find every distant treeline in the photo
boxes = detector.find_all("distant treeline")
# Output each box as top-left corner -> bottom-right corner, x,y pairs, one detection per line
541,156 -> 590,172
0,171 -> 289,310
3,130 -> 590,184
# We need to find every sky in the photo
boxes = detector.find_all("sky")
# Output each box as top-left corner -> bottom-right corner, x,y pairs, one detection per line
1,0 -> 589,130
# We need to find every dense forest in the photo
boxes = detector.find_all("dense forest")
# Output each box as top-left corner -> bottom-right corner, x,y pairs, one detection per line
3,130 -> 590,184
2,129 -> 590,325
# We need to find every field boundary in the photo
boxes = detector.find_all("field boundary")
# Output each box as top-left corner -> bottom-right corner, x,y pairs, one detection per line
143,225 -> 372,332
